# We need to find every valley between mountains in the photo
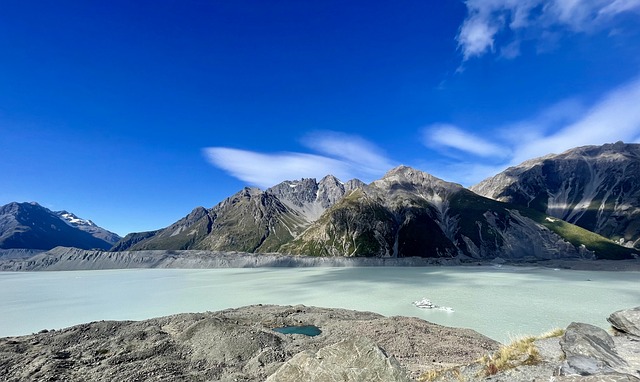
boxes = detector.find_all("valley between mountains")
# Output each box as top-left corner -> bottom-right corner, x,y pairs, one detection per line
2,142 -> 640,266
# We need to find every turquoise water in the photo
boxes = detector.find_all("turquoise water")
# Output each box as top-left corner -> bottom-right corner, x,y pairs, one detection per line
0,266 -> 638,343
273,325 -> 322,336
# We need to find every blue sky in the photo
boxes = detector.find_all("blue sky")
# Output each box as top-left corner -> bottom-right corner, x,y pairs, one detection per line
2,1 -> 640,236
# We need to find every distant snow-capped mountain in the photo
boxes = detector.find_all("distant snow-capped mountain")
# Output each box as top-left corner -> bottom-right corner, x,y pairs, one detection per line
0,202 -> 120,250
55,210 -> 121,245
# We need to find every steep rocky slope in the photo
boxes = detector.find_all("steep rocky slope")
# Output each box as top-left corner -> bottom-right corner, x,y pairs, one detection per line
114,176 -> 362,252
471,142 -> 640,248
0,202 -> 119,250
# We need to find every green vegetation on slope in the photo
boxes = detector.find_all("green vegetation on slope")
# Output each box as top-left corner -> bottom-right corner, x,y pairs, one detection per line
518,207 -> 637,260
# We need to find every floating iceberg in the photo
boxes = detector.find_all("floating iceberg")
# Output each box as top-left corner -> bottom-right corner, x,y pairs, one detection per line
412,298 -> 453,312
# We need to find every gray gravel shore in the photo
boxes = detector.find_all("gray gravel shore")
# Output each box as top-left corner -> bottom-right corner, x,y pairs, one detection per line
1,247 -> 639,271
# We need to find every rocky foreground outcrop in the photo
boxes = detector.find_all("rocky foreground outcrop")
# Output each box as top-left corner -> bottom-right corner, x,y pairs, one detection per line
0,305 -> 498,382
2,305 -> 639,381
426,306 -> 640,381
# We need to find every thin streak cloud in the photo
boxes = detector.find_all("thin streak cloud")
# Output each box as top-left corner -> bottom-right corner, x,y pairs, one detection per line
508,76 -> 640,164
424,75 -> 640,185
204,132 -> 396,188
424,124 -> 510,158
302,131 -> 395,175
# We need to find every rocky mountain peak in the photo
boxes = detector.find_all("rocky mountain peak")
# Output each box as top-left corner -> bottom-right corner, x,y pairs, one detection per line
545,142 -> 640,162
344,178 -> 366,191
319,174 -> 341,185
1,201 -> 42,213
266,178 -> 319,208
382,165 -> 415,178
186,206 -> 209,221
317,175 -> 346,208
0,202 -> 20,214
376,165 -> 462,193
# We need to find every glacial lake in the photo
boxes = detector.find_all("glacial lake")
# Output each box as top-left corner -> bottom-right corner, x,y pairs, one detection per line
1,266 -> 638,343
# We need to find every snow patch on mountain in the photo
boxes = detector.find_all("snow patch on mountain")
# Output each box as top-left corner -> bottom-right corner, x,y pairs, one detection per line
57,211 -> 97,227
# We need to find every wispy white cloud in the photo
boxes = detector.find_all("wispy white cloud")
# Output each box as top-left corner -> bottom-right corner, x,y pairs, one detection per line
302,131 -> 395,175
203,132 -> 395,188
424,76 -> 640,185
600,0 -> 640,15
457,0 -> 640,60
423,123 -> 510,158
457,14 -> 500,60
508,76 -> 640,164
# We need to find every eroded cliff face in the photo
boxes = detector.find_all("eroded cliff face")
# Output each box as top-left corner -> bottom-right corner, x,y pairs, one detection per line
472,142 -> 640,248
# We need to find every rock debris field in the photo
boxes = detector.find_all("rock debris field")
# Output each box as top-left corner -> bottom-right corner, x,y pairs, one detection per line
0,304 -> 497,381
1,304 -> 639,381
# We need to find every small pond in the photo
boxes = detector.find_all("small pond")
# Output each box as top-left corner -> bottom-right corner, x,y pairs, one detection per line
272,325 -> 322,336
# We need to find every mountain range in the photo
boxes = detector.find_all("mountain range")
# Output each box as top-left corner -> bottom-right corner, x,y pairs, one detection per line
111,143 -> 640,261
3,143 -> 640,261
0,202 -> 120,250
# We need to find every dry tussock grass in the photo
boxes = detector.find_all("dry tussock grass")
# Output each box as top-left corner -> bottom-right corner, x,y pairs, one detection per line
419,328 -> 566,380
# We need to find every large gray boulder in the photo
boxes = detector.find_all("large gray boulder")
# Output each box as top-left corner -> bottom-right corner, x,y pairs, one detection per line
560,322 -> 628,376
608,307 -> 640,337
265,336 -> 411,382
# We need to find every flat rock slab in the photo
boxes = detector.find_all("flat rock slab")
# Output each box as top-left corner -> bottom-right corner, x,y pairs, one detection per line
266,336 -> 411,382
609,307 -> 640,338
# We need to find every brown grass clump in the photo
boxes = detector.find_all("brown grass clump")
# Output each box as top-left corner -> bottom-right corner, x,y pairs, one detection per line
418,367 -> 465,382
419,369 -> 440,382
482,336 -> 541,375
538,328 -> 565,339
420,328 -> 567,380
480,328 -> 565,376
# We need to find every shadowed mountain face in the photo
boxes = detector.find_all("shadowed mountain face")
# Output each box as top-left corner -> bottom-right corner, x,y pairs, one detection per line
471,142 -> 640,249
114,165 -> 636,260
0,202 -> 119,250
